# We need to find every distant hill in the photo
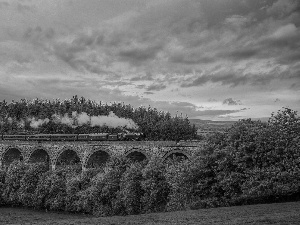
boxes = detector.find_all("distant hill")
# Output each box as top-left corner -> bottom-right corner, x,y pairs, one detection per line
190,117 -> 269,134
189,119 -> 235,132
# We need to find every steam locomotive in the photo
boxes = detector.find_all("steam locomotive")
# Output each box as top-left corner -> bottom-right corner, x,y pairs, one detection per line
0,132 -> 143,142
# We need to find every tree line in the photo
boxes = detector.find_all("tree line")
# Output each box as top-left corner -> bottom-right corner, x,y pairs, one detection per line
0,96 -> 197,141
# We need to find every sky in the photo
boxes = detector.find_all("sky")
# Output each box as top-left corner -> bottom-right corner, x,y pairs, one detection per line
0,0 -> 299,120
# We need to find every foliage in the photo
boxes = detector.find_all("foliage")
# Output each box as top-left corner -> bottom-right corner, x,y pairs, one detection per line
34,166 -> 80,211
89,156 -> 131,216
165,155 -> 220,211
0,169 -> 6,205
2,161 -> 28,205
0,108 -> 299,216
65,167 -> 101,213
141,156 -> 170,213
0,96 -> 197,141
18,163 -> 48,207
119,162 -> 145,215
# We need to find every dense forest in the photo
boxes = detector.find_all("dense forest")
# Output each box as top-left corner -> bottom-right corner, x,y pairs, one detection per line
0,96 -> 197,141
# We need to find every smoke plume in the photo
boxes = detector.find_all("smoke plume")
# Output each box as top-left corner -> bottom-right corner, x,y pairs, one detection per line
29,111 -> 138,129
29,117 -> 50,128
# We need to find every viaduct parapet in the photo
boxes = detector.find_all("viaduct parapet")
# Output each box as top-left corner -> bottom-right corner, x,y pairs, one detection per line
0,141 -> 203,170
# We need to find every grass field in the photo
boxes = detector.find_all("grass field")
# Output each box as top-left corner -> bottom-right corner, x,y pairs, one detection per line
1,201 -> 300,225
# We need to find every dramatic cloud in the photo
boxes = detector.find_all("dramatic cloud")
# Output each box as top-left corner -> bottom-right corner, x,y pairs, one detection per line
0,0 -> 299,120
146,83 -> 166,91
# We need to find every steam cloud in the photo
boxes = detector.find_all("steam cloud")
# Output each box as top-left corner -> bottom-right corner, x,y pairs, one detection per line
29,111 -> 138,129
29,118 -> 50,128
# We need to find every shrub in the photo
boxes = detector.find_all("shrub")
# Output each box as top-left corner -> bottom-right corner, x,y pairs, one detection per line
0,169 -> 6,206
119,162 -> 144,215
18,163 -> 48,207
34,166 -> 80,211
2,161 -> 28,205
65,167 -> 101,213
91,156 -> 131,216
165,154 -> 220,211
141,156 -> 170,213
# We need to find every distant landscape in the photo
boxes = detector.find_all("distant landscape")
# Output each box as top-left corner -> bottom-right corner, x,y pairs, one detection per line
190,119 -> 235,131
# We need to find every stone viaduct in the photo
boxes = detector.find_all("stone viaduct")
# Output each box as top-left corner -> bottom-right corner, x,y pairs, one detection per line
0,141 -> 203,170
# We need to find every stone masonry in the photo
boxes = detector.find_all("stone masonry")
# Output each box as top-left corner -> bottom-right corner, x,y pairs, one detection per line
0,141 -> 203,170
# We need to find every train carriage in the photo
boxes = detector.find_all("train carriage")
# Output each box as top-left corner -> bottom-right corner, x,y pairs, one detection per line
27,134 -> 51,141
50,134 -> 78,141
1,132 -> 143,142
3,135 -> 26,141
89,133 -> 108,141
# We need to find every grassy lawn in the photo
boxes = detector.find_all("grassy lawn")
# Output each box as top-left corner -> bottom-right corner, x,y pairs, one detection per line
1,201 -> 300,225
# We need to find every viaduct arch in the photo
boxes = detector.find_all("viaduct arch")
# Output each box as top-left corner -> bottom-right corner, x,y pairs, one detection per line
125,149 -> 149,162
56,148 -> 81,168
0,142 -> 199,170
28,148 -> 51,167
1,146 -> 24,168
162,149 -> 190,162
85,148 -> 111,169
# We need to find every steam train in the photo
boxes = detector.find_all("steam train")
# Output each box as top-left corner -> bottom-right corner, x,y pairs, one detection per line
0,132 -> 143,142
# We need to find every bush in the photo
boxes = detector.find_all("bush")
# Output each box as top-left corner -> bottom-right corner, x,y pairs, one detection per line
34,166 -> 80,211
90,156 -> 131,216
240,165 -> 300,204
0,169 -> 6,206
18,163 -> 48,207
119,162 -> 144,215
141,157 -> 170,213
2,161 -> 28,205
165,155 -> 220,211
65,167 -> 101,213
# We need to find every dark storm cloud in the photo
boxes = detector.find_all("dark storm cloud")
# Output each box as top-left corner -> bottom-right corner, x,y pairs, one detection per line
36,0 -> 299,89
169,53 -> 215,65
220,48 -> 259,61
279,51 -> 300,64
118,43 -> 164,65
0,1 -> 9,8
144,91 -> 154,95
181,64 -> 300,88
290,82 -> 300,90
146,83 -> 166,91
223,98 -> 242,105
